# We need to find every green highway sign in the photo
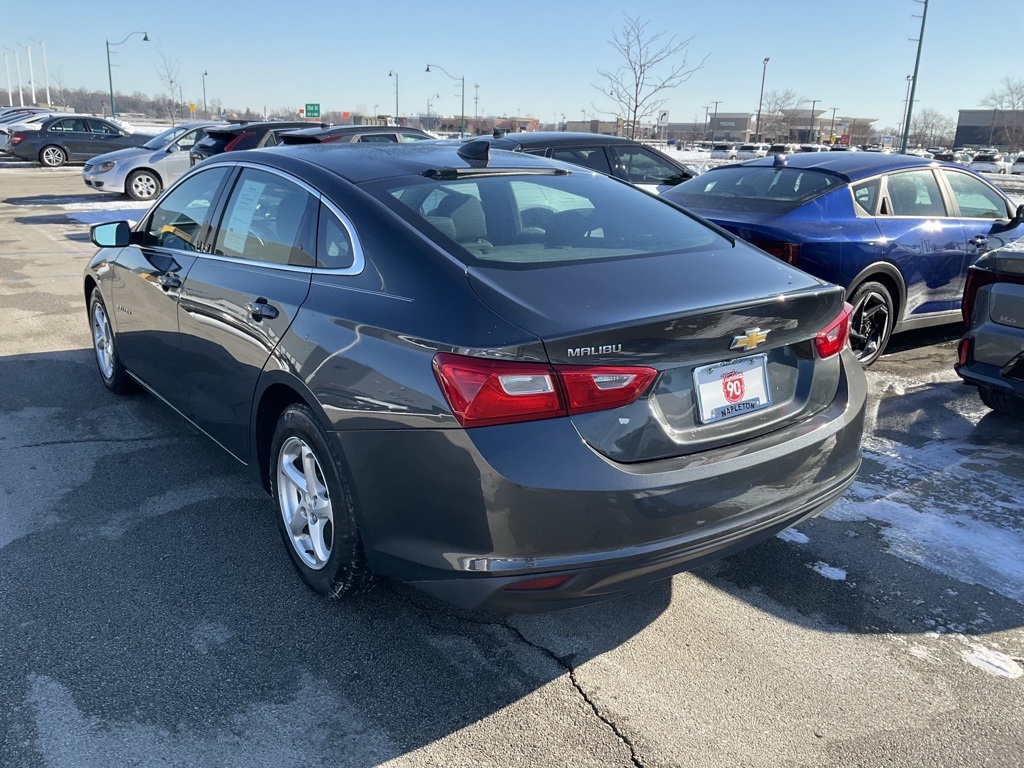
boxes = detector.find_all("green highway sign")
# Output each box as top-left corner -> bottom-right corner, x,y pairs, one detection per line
305,103 -> 321,119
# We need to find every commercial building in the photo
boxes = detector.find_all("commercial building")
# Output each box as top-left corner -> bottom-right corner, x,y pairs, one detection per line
954,110 -> 1024,149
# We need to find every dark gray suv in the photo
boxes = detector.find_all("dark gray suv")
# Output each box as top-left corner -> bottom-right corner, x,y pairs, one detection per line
84,141 -> 866,611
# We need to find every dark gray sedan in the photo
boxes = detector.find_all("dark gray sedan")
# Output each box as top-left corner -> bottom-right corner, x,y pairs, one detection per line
8,115 -> 154,167
957,239 -> 1024,416
83,142 -> 866,611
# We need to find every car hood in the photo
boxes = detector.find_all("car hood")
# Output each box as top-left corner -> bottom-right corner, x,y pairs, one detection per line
86,146 -> 158,164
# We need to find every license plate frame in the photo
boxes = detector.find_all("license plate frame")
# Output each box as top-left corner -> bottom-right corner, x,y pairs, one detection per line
693,354 -> 772,424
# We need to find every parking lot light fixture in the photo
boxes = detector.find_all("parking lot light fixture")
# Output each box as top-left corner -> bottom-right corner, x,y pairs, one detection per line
27,38 -> 50,107
830,107 -> 838,143
388,70 -> 399,122
426,64 -> 465,137
755,57 -> 769,142
202,70 -> 208,120
808,99 -> 820,143
106,31 -> 148,119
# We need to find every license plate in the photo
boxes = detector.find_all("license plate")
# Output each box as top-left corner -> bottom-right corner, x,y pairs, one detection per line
693,354 -> 772,424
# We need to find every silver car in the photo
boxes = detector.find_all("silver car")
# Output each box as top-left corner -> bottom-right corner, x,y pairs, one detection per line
83,122 -> 224,200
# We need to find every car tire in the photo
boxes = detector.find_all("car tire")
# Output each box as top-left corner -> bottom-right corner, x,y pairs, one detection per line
848,280 -> 895,367
269,404 -> 374,599
39,145 -> 67,168
978,386 -> 1024,417
126,169 -> 161,201
88,290 -> 133,394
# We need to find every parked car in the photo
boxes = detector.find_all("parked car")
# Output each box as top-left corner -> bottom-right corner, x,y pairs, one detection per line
7,115 -> 154,167
662,152 -> 1024,365
83,141 -> 866,611
1011,155 -> 1024,175
934,151 -> 971,166
956,239 -> 1024,416
768,143 -> 800,155
83,122 -> 225,200
736,143 -> 770,160
189,121 -> 321,165
969,152 -> 1013,174
797,144 -> 831,153
278,124 -> 436,145
710,143 -> 739,160
461,131 -> 698,194
0,111 -> 76,153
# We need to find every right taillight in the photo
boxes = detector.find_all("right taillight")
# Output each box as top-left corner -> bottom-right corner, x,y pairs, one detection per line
962,266 -> 998,326
751,241 -> 800,266
432,353 -> 657,428
10,132 -> 26,145
815,303 -> 853,358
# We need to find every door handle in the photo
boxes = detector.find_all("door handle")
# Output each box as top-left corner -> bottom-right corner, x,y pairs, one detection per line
968,235 -> 988,248
246,298 -> 279,320
157,273 -> 182,289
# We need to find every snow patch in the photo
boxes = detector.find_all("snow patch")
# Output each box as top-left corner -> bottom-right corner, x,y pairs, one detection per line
776,528 -> 810,544
961,646 -> 1023,679
808,562 -> 847,580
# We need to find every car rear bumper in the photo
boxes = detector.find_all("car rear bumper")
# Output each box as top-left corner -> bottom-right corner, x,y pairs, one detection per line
336,348 -> 867,612
956,324 -> 1024,399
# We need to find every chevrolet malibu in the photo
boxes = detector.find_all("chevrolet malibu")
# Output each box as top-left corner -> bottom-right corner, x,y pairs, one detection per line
84,142 -> 866,611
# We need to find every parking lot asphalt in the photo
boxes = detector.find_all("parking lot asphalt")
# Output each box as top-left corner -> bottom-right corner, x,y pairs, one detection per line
1,162 -> 1022,768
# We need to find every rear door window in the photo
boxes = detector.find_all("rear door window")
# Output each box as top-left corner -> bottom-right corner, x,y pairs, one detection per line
852,178 -> 881,215
883,170 -> 946,217
550,147 -> 611,175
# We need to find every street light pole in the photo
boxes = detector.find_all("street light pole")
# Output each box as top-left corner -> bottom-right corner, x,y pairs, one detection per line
755,57 -> 769,142
1,50 -> 12,107
900,75 -> 913,149
106,31 -> 148,119
16,43 -> 35,105
178,82 -> 184,120
703,106 -> 710,142
426,93 -> 439,132
388,70 -> 399,123
6,47 -> 24,106
710,101 -> 721,143
830,107 -> 838,144
27,38 -> 49,107
202,70 -> 208,119
901,0 -> 929,154
808,99 -> 820,143
426,64 -> 465,137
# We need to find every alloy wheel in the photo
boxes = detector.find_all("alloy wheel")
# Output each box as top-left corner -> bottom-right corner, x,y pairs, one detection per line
91,301 -> 115,380
849,288 -> 892,364
276,436 -> 334,570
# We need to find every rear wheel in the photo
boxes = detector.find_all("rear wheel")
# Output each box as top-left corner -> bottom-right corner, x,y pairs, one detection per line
978,386 -> 1024,417
848,281 -> 894,367
270,404 -> 373,599
126,169 -> 161,200
39,145 -> 67,167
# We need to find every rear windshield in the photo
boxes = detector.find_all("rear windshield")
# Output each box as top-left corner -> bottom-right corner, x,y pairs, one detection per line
712,144 -> 731,151
664,166 -> 842,214
365,170 -> 722,267
974,154 -> 997,161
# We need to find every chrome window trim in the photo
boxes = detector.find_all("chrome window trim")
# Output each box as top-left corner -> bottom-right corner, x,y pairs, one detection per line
314,197 -> 365,276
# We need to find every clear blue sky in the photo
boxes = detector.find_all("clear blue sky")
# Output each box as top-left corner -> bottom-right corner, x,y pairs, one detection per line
3,0 -> 1021,129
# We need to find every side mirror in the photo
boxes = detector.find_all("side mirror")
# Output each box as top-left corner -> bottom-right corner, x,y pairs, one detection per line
166,143 -> 180,153
90,221 -> 132,248
1015,203 -> 1024,223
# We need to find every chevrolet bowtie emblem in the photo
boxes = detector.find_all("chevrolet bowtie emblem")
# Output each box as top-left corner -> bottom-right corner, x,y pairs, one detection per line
730,328 -> 769,351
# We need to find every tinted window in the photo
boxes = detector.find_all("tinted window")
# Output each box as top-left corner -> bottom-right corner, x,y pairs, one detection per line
376,171 -> 719,266
611,146 -> 686,184
884,171 -> 945,217
52,118 -> 89,133
665,167 -> 841,214
317,204 -> 355,269
174,128 -> 204,150
357,133 -> 398,143
213,169 -> 317,266
141,167 -> 229,251
87,119 -> 119,135
549,147 -> 611,174
852,178 -> 881,215
400,132 -> 433,142
942,171 -> 1009,219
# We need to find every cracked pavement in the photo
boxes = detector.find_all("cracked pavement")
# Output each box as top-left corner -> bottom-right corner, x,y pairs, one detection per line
1,163 -> 1022,767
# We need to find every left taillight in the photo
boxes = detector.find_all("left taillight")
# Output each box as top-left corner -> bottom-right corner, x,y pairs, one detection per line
815,303 -> 853,358
433,353 -> 657,428
751,240 -> 801,266
10,132 -> 26,145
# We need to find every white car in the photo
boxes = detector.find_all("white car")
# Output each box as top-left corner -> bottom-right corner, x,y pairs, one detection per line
710,143 -> 738,160
1011,155 -> 1024,175
736,143 -> 770,160
767,143 -> 800,155
798,144 -> 831,152
969,152 -> 1013,174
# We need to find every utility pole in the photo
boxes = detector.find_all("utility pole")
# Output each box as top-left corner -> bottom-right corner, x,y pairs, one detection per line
808,99 -> 820,143
755,57 -> 769,142
830,107 -> 838,143
202,70 -> 208,119
28,38 -> 49,106
710,101 -> 721,143
474,83 -> 479,119
901,0 -> 929,154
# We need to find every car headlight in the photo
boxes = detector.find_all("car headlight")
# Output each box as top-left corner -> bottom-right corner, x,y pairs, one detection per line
93,161 -> 117,173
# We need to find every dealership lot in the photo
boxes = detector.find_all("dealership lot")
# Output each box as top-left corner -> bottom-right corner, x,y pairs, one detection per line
1,163 -> 1022,767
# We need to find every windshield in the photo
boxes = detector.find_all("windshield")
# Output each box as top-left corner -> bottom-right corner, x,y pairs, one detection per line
364,170 -> 722,267
141,125 -> 193,150
664,166 -> 843,214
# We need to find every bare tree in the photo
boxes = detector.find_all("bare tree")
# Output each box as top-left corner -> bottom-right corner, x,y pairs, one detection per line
980,77 -> 1024,148
594,15 -> 707,139
909,108 -> 956,148
759,89 -> 802,141
154,44 -> 180,125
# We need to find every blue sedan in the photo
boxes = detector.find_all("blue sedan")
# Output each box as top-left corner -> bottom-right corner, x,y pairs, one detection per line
663,152 -> 1024,365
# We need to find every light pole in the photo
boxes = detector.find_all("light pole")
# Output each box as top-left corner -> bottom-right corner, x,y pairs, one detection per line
710,101 -> 722,143
388,70 -> 399,122
202,70 -> 208,119
169,79 -> 178,126
474,83 -> 480,119
16,42 -> 35,105
27,38 -> 49,107
703,106 -> 710,142
426,63 -> 465,137
901,0 -> 929,154
808,99 -> 820,143
900,74 -> 913,148
5,47 -> 24,106
106,31 -> 148,119
178,82 -> 184,120
1,50 -> 12,107
829,107 -> 838,144
755,57 -> 769,142
426,93 -> 439,132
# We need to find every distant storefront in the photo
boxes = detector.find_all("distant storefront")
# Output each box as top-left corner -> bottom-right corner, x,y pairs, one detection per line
955,110 -> 1024,148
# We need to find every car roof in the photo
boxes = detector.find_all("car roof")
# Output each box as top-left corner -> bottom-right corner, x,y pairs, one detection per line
215,141 -> 575,184
724,151 -> 952,183
211,120 -> 326,135
465,131 -> 647,150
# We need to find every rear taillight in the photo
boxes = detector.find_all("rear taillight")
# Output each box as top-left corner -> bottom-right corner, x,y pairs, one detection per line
10,132 -> 26,145
962,266 -> 1005,326
956,337 -> 974,369
433,353 -> 657,428
223,131 -> 256,152
815,303 -> 853,358
751,241 -> 800,266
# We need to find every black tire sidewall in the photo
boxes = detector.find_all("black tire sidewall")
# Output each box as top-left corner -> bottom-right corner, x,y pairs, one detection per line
88,291 -> 130,393
849,281 -> 894,367
269,404 -> 370,597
